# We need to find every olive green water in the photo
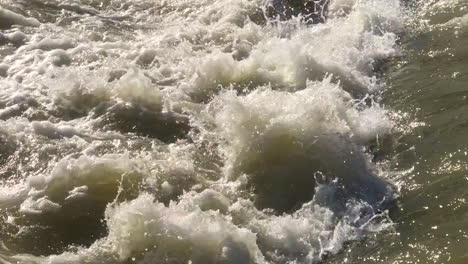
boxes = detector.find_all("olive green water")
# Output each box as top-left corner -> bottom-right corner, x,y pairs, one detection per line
328,1 -> 468,263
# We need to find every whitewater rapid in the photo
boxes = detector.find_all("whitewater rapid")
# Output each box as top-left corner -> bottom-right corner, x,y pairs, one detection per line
0,0 -> 405,263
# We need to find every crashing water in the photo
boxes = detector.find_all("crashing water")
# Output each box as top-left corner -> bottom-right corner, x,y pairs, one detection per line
2,0 -> 463,263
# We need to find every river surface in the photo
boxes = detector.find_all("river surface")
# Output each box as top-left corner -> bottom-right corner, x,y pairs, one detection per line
0,0 -> 466,263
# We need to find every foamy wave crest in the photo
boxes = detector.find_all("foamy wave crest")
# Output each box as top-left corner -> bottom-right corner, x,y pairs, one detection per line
0,0 -> 405,263
195,77 -> 393,213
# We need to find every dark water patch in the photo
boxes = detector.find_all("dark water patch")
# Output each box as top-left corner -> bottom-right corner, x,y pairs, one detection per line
101,103 -> 191,143
264,0 -> 329,24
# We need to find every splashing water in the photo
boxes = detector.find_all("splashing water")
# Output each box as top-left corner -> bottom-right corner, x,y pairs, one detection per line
0,0 -> 417,263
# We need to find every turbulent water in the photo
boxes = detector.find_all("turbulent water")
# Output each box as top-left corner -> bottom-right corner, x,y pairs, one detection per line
0,0 -> 466,263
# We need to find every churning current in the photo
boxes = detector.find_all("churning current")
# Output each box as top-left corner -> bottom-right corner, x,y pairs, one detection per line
1,0 -> 464,263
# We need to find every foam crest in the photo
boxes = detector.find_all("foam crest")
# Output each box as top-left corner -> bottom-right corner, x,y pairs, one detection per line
105,193 -> 265,263
0,8 -> 40,29
113,69 -> 163,111
0,154 -> 144,214
6,192 -> 266,264
0,0 -> 405,262
194,77 -> 394,213
185,0 -> 402,102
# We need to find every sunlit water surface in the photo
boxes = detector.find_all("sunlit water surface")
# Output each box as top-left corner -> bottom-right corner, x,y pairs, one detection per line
0,0 -> 466,263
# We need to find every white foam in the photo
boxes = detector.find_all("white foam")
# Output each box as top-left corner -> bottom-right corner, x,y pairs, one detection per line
3,183 -> 394,264
0,154 -> 145,214
105,193 -> 265,263
32,120 -> 85,139
6,192 -> 266,264
0,8 -> 40,28
0,0 -> 405,262
2,31 -> 28,44
113,69 -> 163,111
202,77 -> 392,180
31,37 -> 75,51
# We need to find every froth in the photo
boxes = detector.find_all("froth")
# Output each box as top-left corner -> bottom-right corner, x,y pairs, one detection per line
197,77 -> 393,212
0,0 -> 405,262
0,154 -> 144,214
